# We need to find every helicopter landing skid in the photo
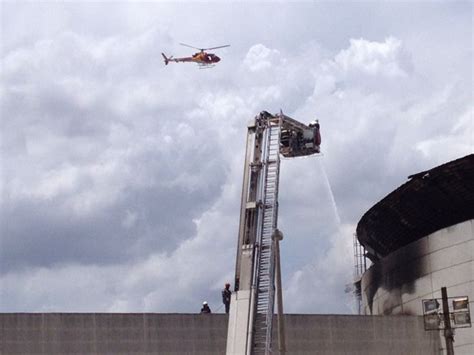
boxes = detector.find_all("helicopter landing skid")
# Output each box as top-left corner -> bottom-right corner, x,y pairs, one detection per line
198,64 -> 215,69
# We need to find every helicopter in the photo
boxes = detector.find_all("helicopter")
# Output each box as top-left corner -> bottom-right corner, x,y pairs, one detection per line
162,43 -> 230,68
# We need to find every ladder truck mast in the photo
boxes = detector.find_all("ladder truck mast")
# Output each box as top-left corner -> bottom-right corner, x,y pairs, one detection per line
226,111 -> 321,355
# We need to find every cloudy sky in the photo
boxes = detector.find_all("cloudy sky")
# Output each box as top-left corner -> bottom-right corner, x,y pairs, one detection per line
1,1 -> 472,314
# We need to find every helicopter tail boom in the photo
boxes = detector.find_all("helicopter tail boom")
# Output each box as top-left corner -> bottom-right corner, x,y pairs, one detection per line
161,53 -> 170,65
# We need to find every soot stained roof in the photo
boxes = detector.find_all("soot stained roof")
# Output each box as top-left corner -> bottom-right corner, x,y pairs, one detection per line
357,154 -> 474,259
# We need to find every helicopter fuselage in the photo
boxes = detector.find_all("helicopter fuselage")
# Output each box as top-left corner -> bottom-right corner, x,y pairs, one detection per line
162,43 -> 228,67
170,52 -> 220,65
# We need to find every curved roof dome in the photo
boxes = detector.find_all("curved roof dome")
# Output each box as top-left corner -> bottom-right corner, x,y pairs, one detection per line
357,154 -> 474,260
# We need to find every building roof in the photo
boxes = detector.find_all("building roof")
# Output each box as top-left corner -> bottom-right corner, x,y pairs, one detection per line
357,154 -> 474,260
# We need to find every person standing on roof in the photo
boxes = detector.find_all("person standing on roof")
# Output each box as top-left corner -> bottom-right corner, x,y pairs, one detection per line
222,283 -> 232,314
200,301 -> 211,314
308,119 -> 321,153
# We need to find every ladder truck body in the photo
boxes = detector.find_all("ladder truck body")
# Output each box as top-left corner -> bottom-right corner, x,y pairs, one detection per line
226,111 -> 321,355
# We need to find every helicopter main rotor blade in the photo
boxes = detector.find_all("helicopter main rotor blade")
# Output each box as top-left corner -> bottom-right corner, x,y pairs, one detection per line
179,43 -> 203,51
204,44 -> 230,50
179,43 -> 230,51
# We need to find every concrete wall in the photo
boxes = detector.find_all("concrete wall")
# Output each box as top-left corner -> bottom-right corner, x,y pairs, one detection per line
361,219 -> 474,355
1,313 -> 439,354
1,313 -> 225,355
282,314 -> 439,355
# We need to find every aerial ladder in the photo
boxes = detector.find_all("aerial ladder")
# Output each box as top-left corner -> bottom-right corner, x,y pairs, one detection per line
226,111 -> 321,355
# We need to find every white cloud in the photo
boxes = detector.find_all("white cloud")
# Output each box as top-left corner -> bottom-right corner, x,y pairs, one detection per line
243,44 -> 282,72
1,2 -> 472,314
284,224 -> 356,313
0,158 -> 242,313
415,105 -> 474,161
334,37 -> 408,77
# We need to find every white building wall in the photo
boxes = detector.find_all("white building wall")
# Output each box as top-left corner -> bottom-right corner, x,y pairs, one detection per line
361,219 -> 474,355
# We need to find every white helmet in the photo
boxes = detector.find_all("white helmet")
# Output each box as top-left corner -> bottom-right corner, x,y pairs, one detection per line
203,301 -> 208,305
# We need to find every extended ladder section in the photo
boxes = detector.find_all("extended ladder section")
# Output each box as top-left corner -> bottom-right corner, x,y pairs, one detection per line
226,111 -> 320,355
251,120 -> 281,354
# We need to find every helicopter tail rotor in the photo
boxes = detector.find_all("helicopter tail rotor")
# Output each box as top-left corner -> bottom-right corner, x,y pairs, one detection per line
162,53 -> 175,65
161,53 -> 169,65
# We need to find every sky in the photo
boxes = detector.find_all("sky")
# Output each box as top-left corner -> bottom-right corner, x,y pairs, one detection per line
0,1 -> 472,314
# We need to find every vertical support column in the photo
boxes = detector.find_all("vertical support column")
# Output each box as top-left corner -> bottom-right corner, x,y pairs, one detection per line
273,229 -> 286,354
227,115 -> 265,355
234,118 -> 263,292
441,287 -> 455,355
226,246 -> 255,355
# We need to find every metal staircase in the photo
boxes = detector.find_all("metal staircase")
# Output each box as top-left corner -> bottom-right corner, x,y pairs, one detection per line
251,119 -> 281,354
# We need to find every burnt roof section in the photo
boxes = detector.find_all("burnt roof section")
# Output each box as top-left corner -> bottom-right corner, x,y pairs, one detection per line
357,154 -> 474,259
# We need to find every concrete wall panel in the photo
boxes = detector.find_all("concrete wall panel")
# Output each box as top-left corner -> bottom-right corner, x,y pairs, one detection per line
1,313 -> 439,355
431,262 -> 472,290
429,242 -> 472,273
428,221 -> 473,252
401,274 -> 432,304
361,219 -> 474,354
